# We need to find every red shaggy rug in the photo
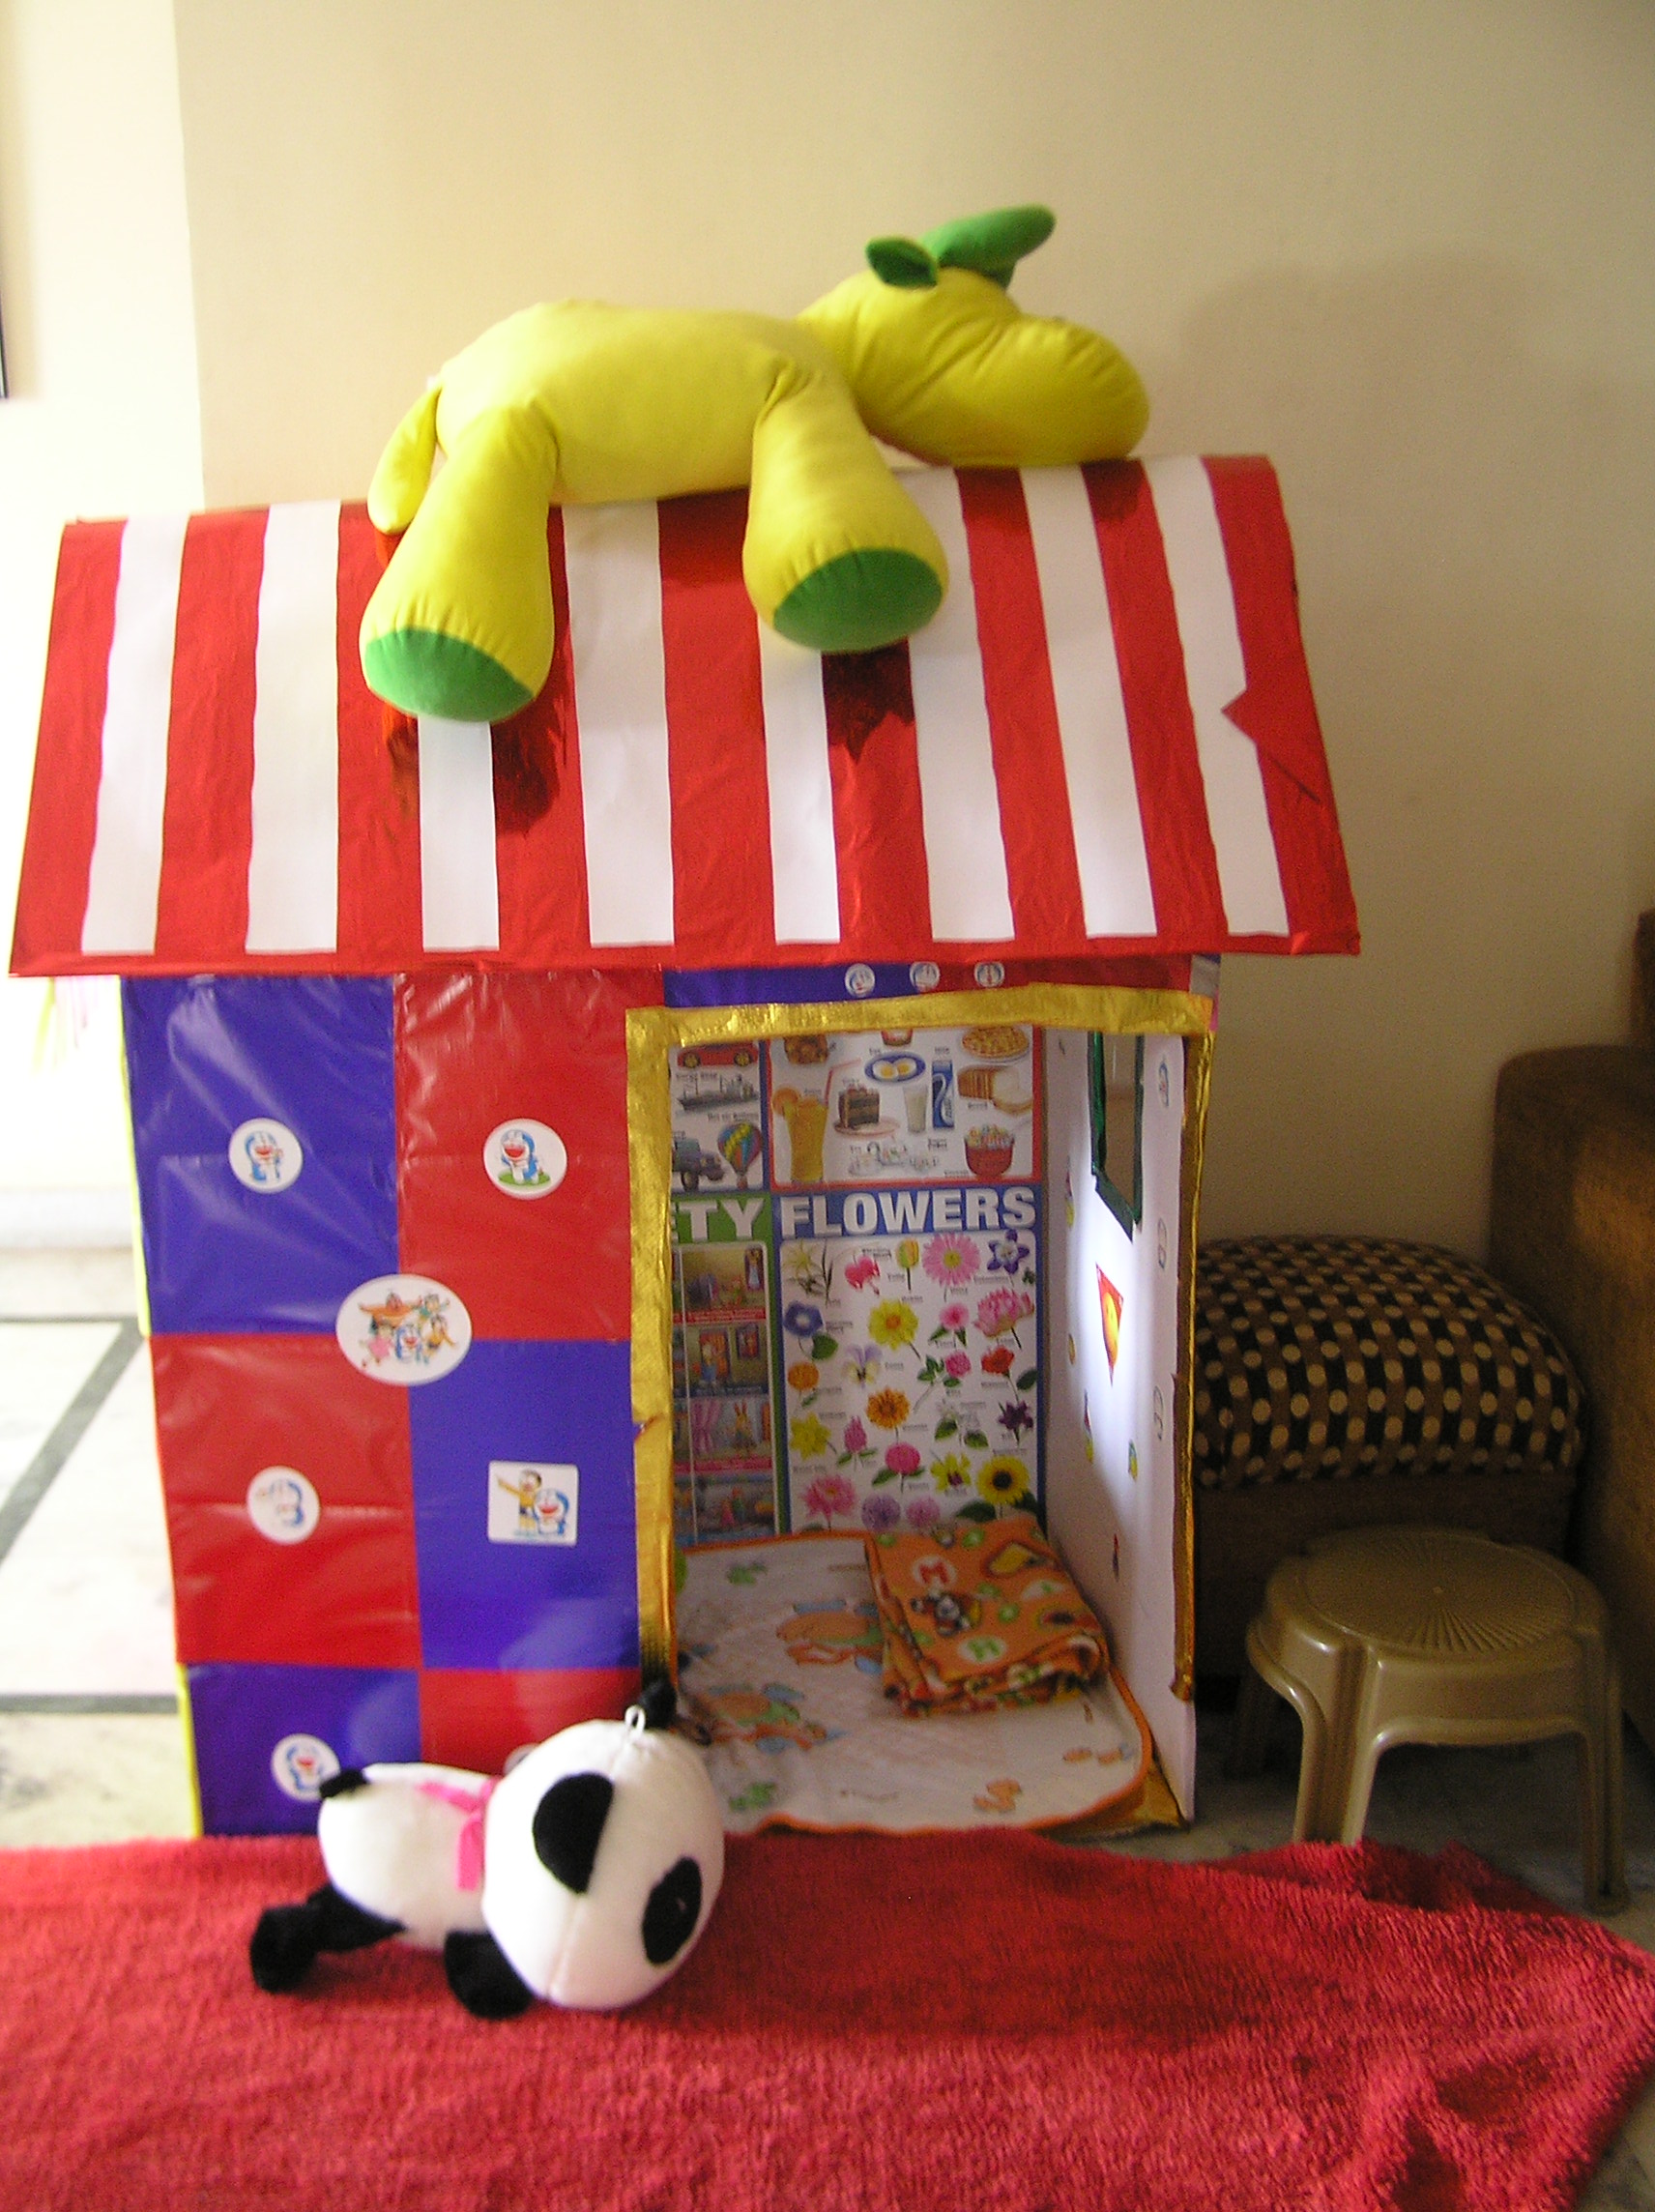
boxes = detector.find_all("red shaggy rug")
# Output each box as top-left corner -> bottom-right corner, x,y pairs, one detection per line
1,1829 -> 1651,2211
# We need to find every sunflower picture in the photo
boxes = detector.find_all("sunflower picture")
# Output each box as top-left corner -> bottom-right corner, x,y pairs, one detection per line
976,1454 -> 1031,1509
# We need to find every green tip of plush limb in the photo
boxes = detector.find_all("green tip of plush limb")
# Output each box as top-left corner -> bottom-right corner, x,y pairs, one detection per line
772,549 -> 944,655
922,205 -> 1056,288
865,236 -> 940,290
363,629 -> 535,723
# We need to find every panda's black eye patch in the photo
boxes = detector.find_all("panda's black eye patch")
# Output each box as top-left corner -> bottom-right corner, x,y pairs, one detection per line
642,1856 -> 703,1965
532,1773 -> 614,1892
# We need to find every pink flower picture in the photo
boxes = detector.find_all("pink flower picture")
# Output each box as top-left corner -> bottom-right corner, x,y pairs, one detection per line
802,1472 -> 858,1529
975,1286 -> 1034,1345
923,1234 -> 981,1289
884,1442 -> 922,1479
844,1255 -> 880,1292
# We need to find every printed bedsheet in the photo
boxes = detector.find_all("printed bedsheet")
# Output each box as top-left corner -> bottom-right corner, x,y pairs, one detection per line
676,1534 -> 1148,1833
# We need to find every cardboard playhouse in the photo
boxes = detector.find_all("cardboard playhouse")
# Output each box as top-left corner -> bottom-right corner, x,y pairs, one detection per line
10,456 -> 1355,1835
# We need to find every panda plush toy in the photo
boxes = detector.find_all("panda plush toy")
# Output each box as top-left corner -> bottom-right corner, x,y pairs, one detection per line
250,1679 -> 723,2017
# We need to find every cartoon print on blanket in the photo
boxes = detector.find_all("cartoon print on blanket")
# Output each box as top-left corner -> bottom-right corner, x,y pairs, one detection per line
676,1535 -> 1147,1834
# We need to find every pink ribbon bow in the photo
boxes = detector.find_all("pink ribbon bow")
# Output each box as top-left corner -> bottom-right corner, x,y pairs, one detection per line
418,1775 -> 500,1892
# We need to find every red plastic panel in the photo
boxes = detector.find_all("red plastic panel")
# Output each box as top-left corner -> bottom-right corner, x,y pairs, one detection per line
395,969 -> 657,1341
153,1334 -> 420,1669
419,1666 -> 639,1773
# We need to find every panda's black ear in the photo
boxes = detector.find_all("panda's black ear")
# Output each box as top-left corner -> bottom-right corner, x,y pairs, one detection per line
444,1931 -> 535,2020
635,1675 -> 677,1731
532,1772 -> 613,1892
317,1767 -> 368,1800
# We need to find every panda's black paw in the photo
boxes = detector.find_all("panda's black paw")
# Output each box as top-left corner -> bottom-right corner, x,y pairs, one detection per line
444,1930 -> 536,2020
249,1903 -> 322,1993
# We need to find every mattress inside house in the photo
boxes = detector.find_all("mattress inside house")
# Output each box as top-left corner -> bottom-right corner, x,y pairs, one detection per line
677,1533 -> 1149,1833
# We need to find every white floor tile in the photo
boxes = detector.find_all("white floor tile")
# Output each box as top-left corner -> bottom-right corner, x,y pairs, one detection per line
0,1321 -> 121,1509
0,1246 -> 139,1319
0,1712 -> 192,1845
0,1349 -> 174,1695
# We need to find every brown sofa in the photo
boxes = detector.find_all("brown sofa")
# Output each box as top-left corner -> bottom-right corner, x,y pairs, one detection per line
1489,911 -> 1655,1751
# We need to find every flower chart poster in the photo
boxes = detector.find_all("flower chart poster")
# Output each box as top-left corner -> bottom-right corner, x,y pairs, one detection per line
670,1026 -> 1044,1545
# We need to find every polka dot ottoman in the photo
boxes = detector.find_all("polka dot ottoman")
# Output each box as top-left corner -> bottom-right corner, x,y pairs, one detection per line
1192,1238 -> 1586,1678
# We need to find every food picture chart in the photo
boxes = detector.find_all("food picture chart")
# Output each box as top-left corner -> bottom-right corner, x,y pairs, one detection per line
670,1026 -> 1044,1546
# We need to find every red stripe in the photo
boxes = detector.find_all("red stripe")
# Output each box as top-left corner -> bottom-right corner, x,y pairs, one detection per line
1205,458 -> 1359,954
1086,462 -> 1227,946
336,503 -> 424,965
152,511 -> 263,965
822,644 -> 931,958
492,510 -> 594,964
10,522 -> 125,976
957,471 -> 1089,955
657,490 -> 776,966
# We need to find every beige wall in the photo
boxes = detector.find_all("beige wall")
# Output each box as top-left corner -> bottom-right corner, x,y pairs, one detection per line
0,0 -> 202,1229
94,3 -> 1655,1251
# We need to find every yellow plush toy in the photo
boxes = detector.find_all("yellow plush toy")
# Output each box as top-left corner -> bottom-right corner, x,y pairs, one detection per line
361,206 -> 1147,724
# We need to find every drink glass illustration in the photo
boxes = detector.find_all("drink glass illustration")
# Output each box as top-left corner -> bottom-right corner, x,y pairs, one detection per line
777,1093 -> 827,1182
905,1086 -> 928,1133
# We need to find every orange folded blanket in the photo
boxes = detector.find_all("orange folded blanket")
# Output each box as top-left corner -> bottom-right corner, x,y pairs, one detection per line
865,1512 -> 1108,1713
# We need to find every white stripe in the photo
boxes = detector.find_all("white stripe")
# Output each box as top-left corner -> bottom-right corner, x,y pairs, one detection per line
902,470 -> 1014,941
1021,468 -> 1156,937
758,623 -> 841,944
80,513 -> 188,954
246,502 -> 340,952
419,718 -> 500,949
1146,457 -> 1290,937
562,502 -> 675,946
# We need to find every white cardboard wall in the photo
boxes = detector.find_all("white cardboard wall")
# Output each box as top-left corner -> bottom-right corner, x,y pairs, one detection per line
1044,1029 -> 1197,1819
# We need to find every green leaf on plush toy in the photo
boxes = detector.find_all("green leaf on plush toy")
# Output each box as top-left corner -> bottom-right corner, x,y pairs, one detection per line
865,235 -> 939,289
922,204 -> 1056,289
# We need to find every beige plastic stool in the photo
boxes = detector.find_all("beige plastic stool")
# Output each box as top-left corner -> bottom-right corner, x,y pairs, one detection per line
1231,1526 -> 1626,1908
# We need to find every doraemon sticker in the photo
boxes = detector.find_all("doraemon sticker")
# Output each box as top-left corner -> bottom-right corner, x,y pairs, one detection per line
483,1119 -> 567,1198
247,1466 -> 320,1544
488,1461 -> 579,1546
335,1274 -> 472,1384
229,1118 -> 303,1192
271,1733 -> 339,1801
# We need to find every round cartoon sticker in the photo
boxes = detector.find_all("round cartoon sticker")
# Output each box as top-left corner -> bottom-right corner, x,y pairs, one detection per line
247,1466 -> 320,1545
335,1274 -> 472,1385
909,962 -> 941,993
845,963 -> 877,999
271,1733 -> 339,1801
483,1119 -> 567,1198
229,1119 -> 303,1193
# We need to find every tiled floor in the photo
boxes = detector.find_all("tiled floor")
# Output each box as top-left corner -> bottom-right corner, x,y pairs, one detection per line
2,1247 -> 1652,2203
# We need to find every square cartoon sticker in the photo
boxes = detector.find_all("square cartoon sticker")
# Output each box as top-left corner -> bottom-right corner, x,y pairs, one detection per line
487,1461 -> 579,1546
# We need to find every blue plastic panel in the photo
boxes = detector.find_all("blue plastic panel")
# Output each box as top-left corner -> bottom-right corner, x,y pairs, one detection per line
187,1661 -> 421,1835
125,976 -> 399,1332
664,964 -> 922,1008
406,1339 -> 639,1671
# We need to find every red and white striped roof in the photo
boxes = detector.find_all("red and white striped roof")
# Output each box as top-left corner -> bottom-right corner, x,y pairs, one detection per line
11,458 -> 1356,979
